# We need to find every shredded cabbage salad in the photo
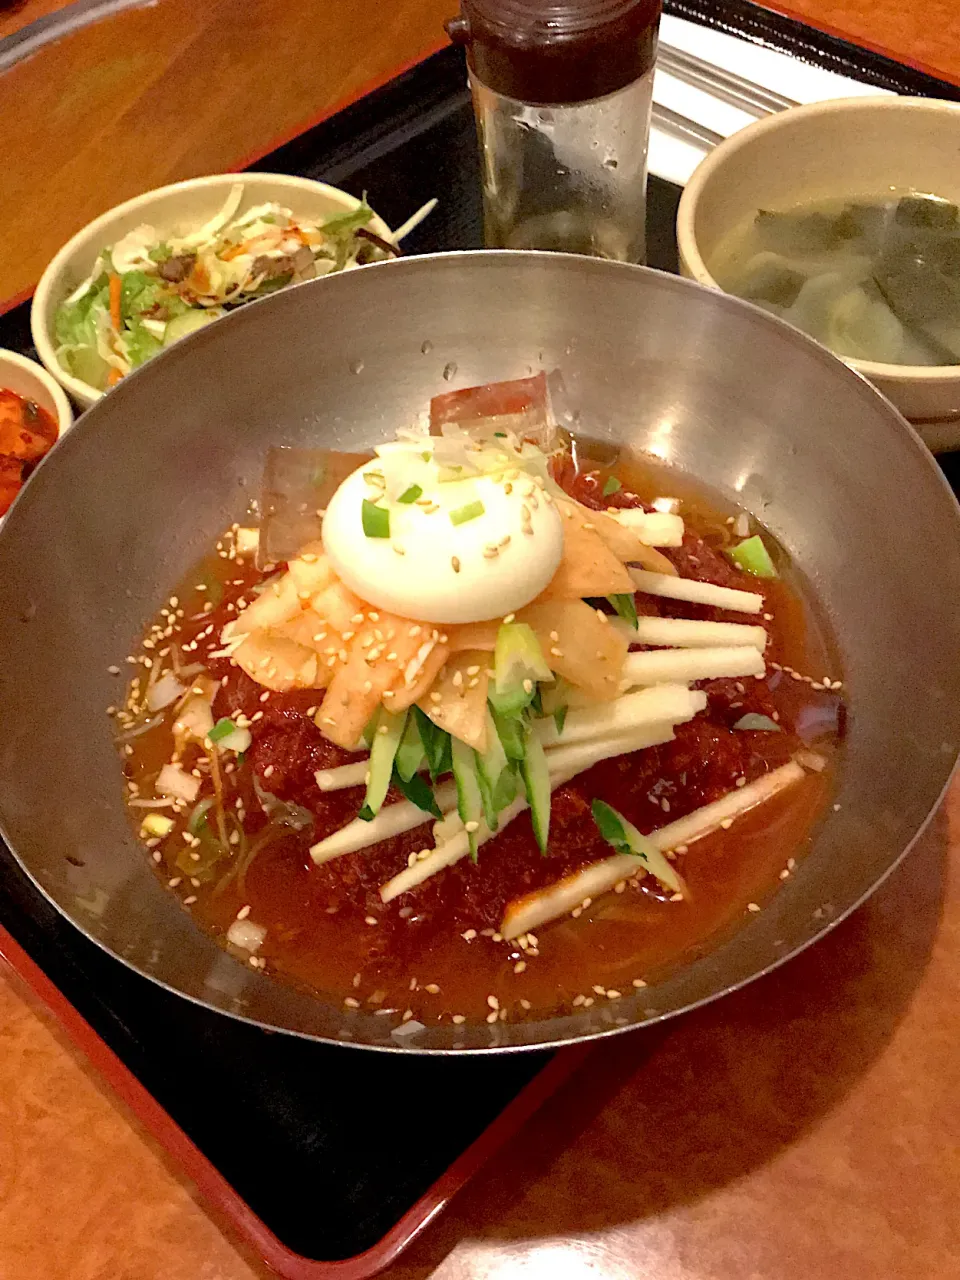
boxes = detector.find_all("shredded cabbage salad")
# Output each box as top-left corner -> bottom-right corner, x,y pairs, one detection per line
54,183 -> 433,392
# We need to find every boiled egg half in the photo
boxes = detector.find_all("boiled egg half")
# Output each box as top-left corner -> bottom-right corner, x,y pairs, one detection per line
322,447 -> 563,623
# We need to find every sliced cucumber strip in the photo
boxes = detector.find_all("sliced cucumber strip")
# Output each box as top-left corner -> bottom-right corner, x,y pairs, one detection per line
451,737 -> 484,859
358,708 -> 407,821
491,705 -> 526,762
395,714 -> 426,782
590,799 -> 687,896
493,622 -> 552,716
520,725 -> 551,853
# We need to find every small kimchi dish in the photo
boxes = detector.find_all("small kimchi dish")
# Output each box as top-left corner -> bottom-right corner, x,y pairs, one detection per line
113,373 -> 844,1030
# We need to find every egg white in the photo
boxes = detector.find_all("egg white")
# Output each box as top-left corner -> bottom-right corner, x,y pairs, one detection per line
322,463 -> 563,623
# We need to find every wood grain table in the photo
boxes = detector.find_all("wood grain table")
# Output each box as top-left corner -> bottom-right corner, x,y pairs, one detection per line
1,2 -> 960,1278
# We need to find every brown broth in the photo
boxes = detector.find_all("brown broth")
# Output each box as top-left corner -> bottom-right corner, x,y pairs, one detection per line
116,453 -> 843,1027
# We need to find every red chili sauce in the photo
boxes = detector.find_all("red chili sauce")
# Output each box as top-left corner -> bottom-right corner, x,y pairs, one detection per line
0,390 -> 58,515
119,451 -> 844,1026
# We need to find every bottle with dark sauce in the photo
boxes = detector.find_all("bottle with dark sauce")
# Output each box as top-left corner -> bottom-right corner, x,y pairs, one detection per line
448,0 -> 661,263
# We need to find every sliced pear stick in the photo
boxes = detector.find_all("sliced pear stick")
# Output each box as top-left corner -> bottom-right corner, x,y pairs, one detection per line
533,685 -> 706,749
621,646 -> 764,688
632,616 -> 768,650
629,568 -> 764,614
500,759 -> 806,938
310,779 -> 458,864
608,510 -> 685,546
379,723 -> 677,902
315,760 -> 370,791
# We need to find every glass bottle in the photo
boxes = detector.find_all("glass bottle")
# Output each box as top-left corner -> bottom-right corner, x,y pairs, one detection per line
448,0 -> 661,264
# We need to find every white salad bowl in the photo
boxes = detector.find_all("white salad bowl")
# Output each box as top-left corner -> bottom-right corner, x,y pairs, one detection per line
676,96 -> 960,450
31,173 -> 396,410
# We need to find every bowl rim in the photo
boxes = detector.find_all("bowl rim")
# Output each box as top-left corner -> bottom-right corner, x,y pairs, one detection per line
0,347 -> 74,436
676,94 -> 960,385
30,172 -> 396,407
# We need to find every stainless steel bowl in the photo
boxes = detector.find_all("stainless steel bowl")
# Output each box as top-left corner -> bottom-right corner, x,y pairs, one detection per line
2,252 -> 959,1053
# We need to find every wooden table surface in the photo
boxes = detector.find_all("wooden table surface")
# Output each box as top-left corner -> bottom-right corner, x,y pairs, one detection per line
2,2 -> 960,1278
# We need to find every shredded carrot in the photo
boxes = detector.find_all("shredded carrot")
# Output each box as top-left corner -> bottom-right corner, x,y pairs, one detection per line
109,273 -> 122,331
107,367 -> 123,387
220,242 -> 250,261
189,263 -> 211,294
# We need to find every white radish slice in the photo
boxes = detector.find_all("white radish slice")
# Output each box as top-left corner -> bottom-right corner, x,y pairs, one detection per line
621,647 -> 764,687
310,780 -> 458,864
631,617 -> 768,650
533,685 -> 705,749
500,759 -> 807,939
630,568 -> 764,614
608,510 -> 685,546
314,761 -> 369,791
501,855 -> 641,941
379,723 -> 677,902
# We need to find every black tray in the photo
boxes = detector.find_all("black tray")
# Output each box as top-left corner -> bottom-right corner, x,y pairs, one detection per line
1,6 -> 958,1274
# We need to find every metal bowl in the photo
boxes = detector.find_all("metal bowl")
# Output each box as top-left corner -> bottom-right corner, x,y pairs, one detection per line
2,252 -> 959,1053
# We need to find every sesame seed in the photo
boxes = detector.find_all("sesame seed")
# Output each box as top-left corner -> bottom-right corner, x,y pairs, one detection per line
595,610 -> 608,624
237,905 -> 251,920
452,1014 -> 466,1024
607,990 -> 622,1000
466,664 -> 481,676
344,997 -> 360,1009
453,671 -> 463,688
583,997 -> 594,1008
468,677 -> 480,689
669,891 -> 684,902
464,820 -> 480,833
522,678 -> 533,694
486,1011 -> 499,1024
519,998 -> 531,1010
779,868 -> 790,880
425,983 -> 441,994
632,978 -> 647,988
168,877 -> 182,887
720,818 -> 734,829
747,902 -> 761,913
351,613 -> 365,625
365,915 -> 378,926
483,547 -> 499,559
592,985 -> 606,996
514,961 -> 526,974
735,776 -> 747,788
549,631 -> 560,642
461,929 -> 477,941
430,691 -> 442,703
393,544 -> 406,556
573,994 -> 585,1007
183,895 -> 197,906
368,611 -> 380,622
487,994 -> 499,1010
550,647 -> 564,658
402,1009 -> 414,1022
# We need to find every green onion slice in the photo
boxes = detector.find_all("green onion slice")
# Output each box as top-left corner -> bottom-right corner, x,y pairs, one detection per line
362,499 -> 390,538
726,534 -> 777,579
397,484 -> 422,504
450,499 -> 485,526
209,717 -> 237,744
602,476 -> 622,496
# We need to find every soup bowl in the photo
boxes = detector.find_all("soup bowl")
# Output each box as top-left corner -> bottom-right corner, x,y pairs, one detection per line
1,251 -> 959,1052
676,96 -> 960,449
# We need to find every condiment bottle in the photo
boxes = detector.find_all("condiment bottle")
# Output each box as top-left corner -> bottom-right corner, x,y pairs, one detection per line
447,0 -> 661,263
